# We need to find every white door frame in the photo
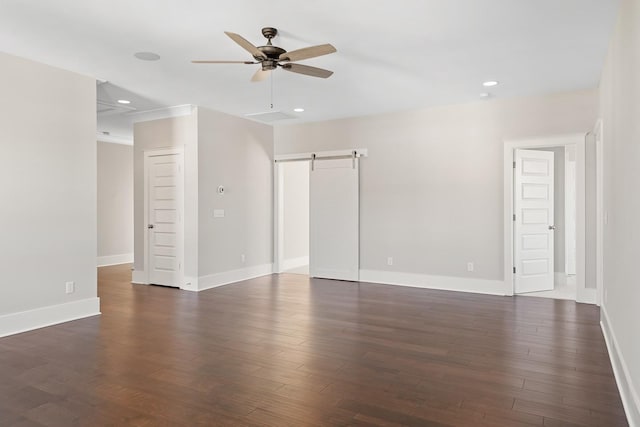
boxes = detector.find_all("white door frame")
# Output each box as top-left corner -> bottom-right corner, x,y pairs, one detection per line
273,148 -> 368,274
594,119 -> 604,306
503,134 -> 592,302
143,147 -> 185,287
564,147 -> 577,275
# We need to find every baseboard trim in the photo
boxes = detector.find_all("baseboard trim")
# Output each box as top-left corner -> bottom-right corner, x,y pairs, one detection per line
196,263 -> 273,292
131,270 -> 147,284
359,269 -> 507,296
601,306 -> 640,427
181,276 -> 199,291
0,297 -> 101,338
97,253 -> 133,267
282,256 -> 309,271
577,287 -> 597,304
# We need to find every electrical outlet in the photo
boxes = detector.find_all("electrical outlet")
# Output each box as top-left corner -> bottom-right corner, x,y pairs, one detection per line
467,262 -> 474,272
387,257 -> 393,266
241,254 -> 246,263
65,281 -> 75,294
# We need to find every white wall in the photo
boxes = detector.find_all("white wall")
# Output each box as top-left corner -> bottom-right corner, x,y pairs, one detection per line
275,89 -> 597,291
97,141 -> 133,265
599,0 -> 640,423
0,52 -> 98,334
133,113 -> 198,281
282,161 -> 310,263
197,108 -> 273,281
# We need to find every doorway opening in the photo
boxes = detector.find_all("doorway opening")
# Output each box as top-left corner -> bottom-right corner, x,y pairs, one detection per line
280,160 -> 310,275
503,134 -> 594,304
514,146 -> 577,300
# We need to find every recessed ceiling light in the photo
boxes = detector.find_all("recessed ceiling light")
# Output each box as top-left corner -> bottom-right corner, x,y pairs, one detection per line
483,80 -> 499,87
117,99 -> 131,104
134,52 -> 161,61
293,108 -> 305,113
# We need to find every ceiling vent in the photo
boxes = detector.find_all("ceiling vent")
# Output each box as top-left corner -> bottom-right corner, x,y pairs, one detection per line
245,111 -> 296,123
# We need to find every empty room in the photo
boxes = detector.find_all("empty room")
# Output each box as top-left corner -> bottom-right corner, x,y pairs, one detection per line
0,1 -> 638,426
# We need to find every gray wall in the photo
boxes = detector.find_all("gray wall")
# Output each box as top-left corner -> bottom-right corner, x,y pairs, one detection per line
585,136 -> 597,289
0,52 -> 96,315
275,89 -> 598,284
197,108 -> 273,277
599,0 -> 640,414
97,141 -> 133,259
282,161 -> 310,261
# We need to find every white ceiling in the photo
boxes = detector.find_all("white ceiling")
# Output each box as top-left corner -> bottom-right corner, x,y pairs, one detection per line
0,0 -> 620,139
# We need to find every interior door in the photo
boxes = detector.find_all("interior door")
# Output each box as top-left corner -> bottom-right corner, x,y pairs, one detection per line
147,152 -> 183,287
309,157 -> 359,281
514,149 -> 555,293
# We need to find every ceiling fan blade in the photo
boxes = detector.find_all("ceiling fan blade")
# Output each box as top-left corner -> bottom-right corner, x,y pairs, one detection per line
192,60 -> 256,64
279,44 -> 336,62
224,31 -> 267,59
281,63 -> 333,79
251,69 -> 271,82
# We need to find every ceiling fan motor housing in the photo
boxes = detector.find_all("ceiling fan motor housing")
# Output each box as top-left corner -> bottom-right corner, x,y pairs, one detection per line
256,26 -> 287,68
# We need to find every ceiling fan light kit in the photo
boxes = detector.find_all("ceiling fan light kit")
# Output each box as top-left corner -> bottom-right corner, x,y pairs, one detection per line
192,27 -> 336,81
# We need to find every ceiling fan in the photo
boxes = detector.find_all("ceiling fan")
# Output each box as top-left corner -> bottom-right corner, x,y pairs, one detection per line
192,27 -> 336,82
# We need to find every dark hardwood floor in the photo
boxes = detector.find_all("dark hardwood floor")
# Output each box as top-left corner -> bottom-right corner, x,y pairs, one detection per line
0,264 -> 627,426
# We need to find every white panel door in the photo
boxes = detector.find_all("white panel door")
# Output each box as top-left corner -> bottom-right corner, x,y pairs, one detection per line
147,153 -> 183,287
309,158 -> 359,281
514,149 -> 555,293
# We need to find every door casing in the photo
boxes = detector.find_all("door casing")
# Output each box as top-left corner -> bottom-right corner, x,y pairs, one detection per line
143,147 -> 185,287
503,134 -> 593,303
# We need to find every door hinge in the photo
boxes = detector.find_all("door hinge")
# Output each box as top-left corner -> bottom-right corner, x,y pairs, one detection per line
513,161 -> 516,169
513,214 -> 516,221
513,267 -> 516,274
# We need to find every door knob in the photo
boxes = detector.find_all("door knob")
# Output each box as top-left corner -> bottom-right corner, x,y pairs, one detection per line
148,224 -> 154,229
548,225 -> 556,230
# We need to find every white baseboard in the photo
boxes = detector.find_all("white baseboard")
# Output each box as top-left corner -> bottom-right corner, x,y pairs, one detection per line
131,270 -> 147,284
601,306 -> 640,427
196,263 -> 273,292
0,297 -> 101,338
282,256 -> 309,271
97,253 -> 133,267
577,287 -> 597,304
359,269 -> 507,296
181,276 -> 199,291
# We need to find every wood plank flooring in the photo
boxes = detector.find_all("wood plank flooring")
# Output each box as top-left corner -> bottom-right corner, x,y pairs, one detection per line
0,264 -> 628,426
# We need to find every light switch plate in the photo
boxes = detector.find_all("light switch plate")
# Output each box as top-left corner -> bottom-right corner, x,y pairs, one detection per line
213,209 -> 225,218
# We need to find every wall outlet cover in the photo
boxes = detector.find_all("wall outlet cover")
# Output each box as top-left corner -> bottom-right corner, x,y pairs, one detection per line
65,281 -> 75,294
